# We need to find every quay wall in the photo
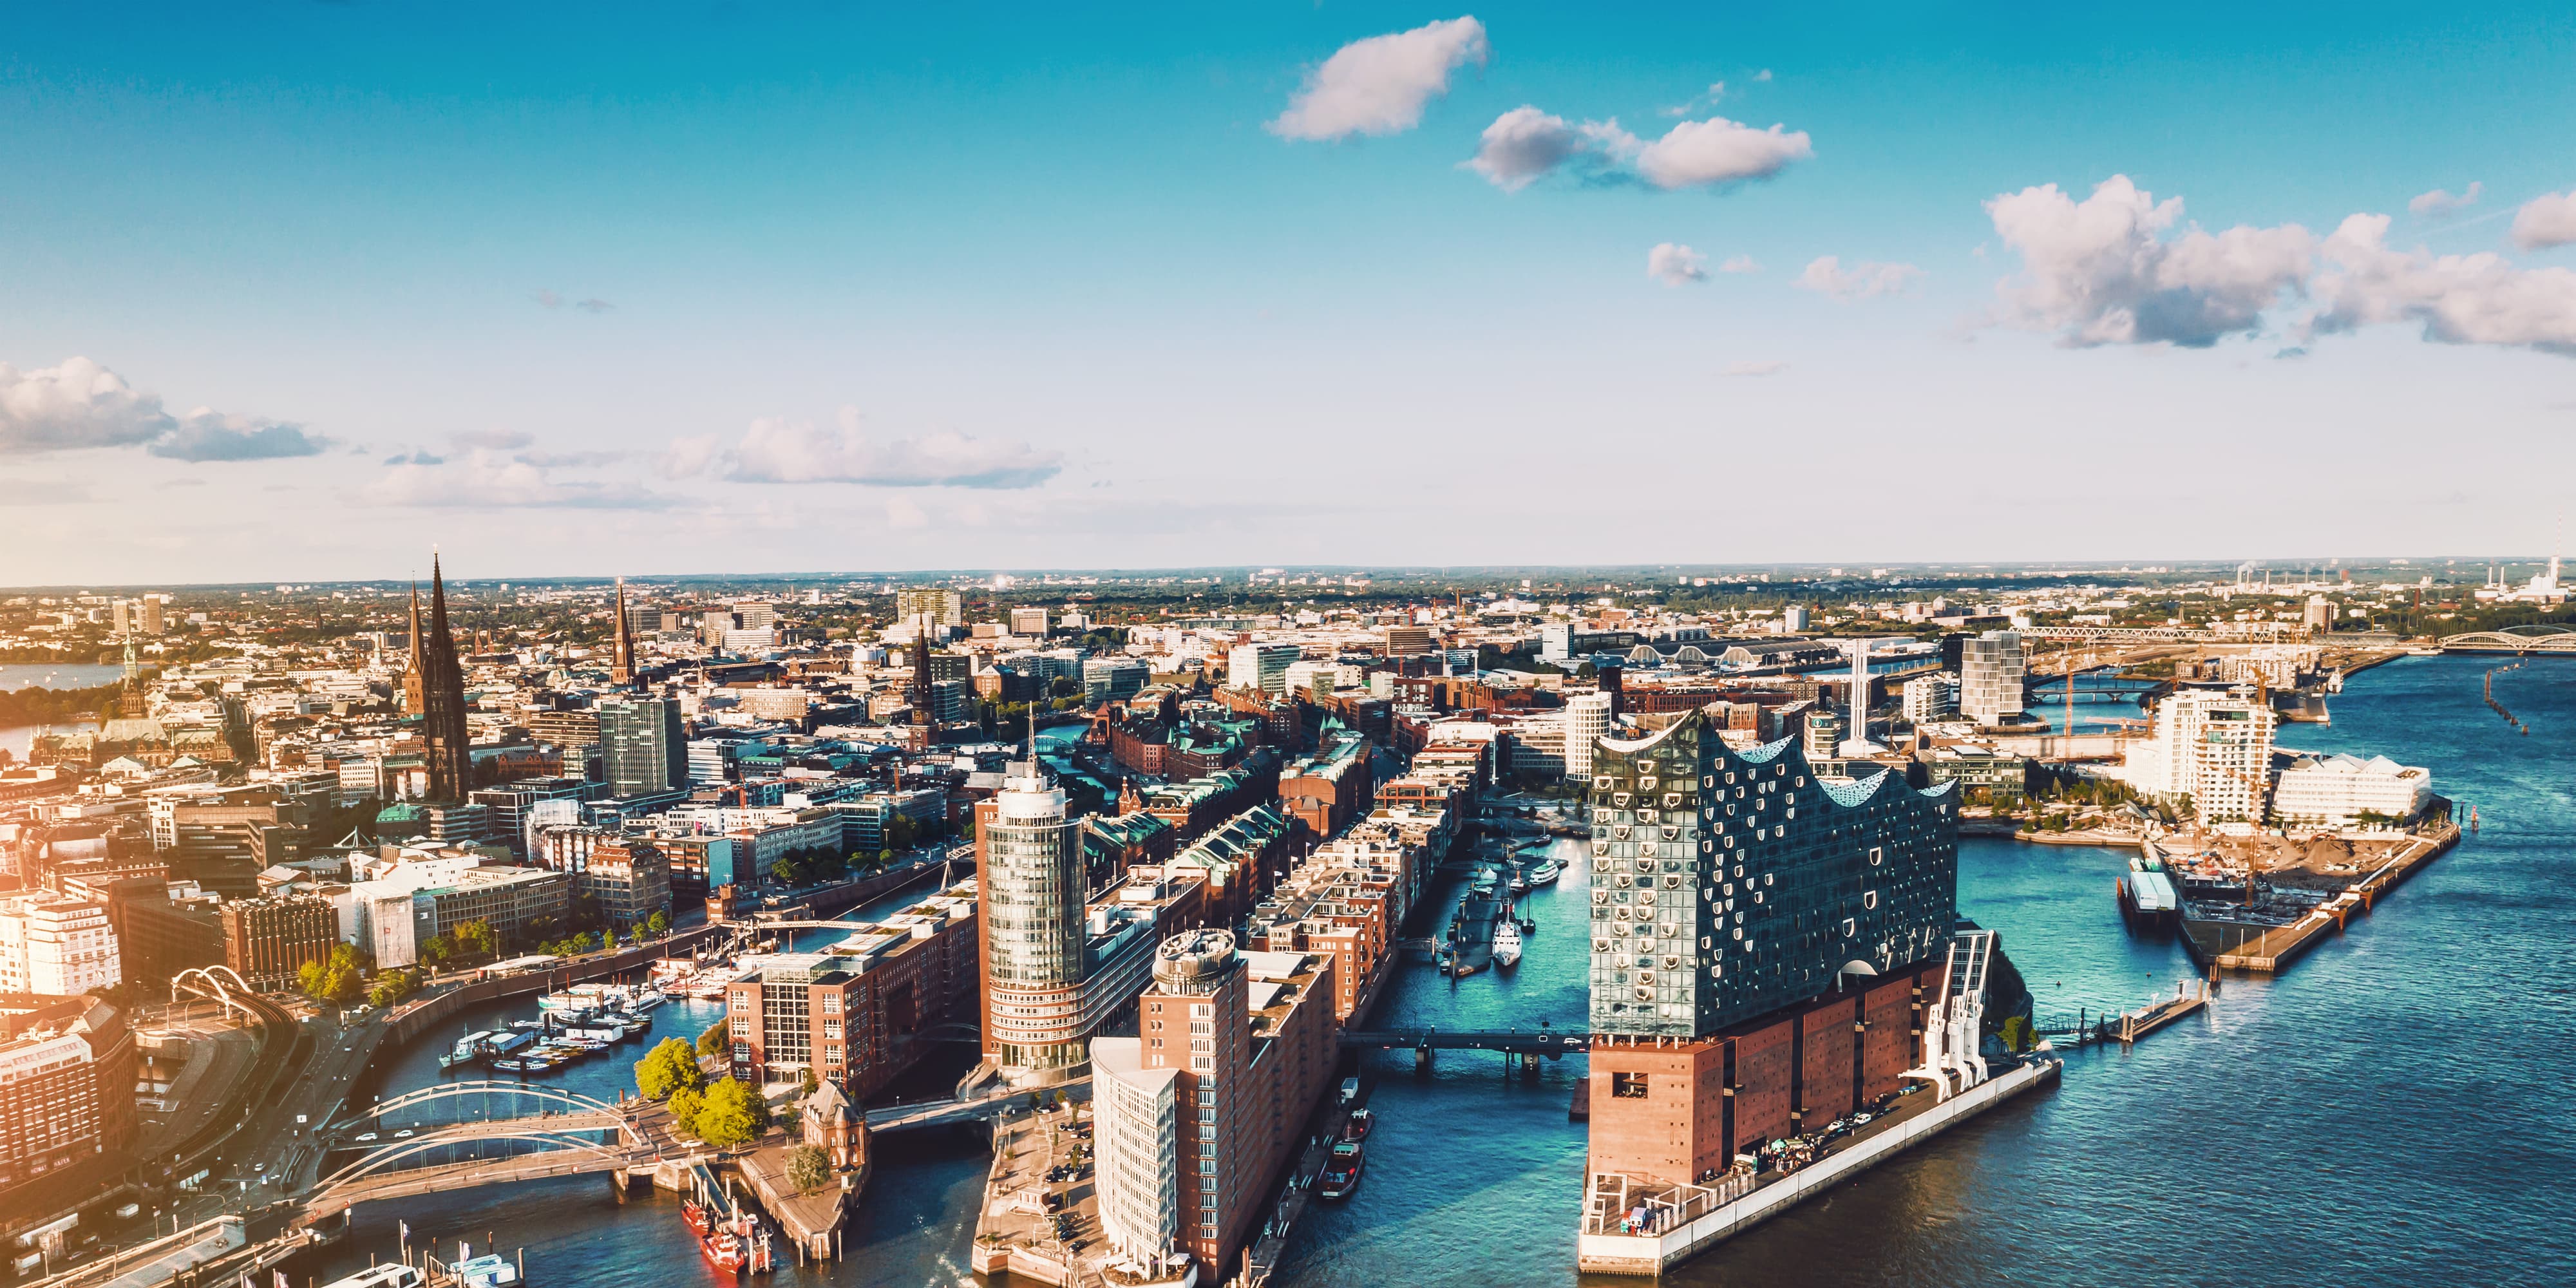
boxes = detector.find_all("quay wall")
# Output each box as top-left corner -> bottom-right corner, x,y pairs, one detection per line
384,926 -> 726,1047
1577,1059 -> 2061,1278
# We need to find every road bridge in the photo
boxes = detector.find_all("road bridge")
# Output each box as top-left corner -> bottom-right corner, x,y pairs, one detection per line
1339,1026 -> 1590,1056
864,1075 -> 1092,1135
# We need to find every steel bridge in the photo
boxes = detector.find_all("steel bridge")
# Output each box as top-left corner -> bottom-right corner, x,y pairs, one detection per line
2016,624 -> 2310,644
298,1081 -> 654,1217
2439,625 -> 2576,654
1338,1025 -> 1590,1055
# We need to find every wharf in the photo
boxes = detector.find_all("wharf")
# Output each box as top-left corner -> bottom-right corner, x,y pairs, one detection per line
1576,1056 -> 2062,1277
2180,824 -> 2459,973
2099,983 -> 2208,1045
735,1141 -> 861,1264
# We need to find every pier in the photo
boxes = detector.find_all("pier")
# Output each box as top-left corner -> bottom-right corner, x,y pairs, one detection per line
2181,824 -> 2459,973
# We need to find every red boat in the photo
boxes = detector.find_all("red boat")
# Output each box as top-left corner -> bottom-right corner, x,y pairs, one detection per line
700,1227 -> 746,1272
1340,1109 -> 1374,1142
683,1201 -> 712,1236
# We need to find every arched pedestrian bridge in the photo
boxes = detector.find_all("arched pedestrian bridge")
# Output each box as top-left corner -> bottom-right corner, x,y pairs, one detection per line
299,1081 -> 661,1218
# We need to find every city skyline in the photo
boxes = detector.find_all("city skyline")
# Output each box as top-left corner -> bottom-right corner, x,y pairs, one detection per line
6,3 -> 2576,583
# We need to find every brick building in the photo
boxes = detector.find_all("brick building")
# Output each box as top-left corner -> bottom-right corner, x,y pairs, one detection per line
219,895 -> 339,991
0,996 -> 137,1245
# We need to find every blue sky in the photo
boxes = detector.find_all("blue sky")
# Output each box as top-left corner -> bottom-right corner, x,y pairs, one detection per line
4,3 -> 2574,584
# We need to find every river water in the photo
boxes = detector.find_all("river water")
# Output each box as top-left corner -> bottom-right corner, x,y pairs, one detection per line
292,657 -> 2576,1287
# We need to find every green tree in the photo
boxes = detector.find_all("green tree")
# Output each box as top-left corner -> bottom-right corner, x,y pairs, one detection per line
643,910 -> 670,936
885,814 -> 918,853
697,1019 -> 730,1059
299,943 -> 368,1003
786,1145 -> 832,1193
419,934 -> 456,966
366,967 -> 419,1008
636,1036 -> 706,1100
454,918 -> 499,958
668,1084 -> 705,1138
692,1077 -> 770,1148
799,1066 -> 819,1097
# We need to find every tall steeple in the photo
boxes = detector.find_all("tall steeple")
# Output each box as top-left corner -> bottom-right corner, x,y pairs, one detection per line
908,612 -> 939,727
402,583 -> 428,717
611,576 -> 638,686
420,553 -> 473,802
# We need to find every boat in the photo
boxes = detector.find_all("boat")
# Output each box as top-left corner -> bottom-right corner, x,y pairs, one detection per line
451,1254 -> 521,1288
1340,1109 -> 1374,1142
439,1030 -> 497,1070
319,1266 -> 426,1288
700,1227 -> 746,1271
535,992 -> 586,1012
1491,919 -> 1523,969
1316,1141 -> 1365,1200
1524,857 -> 1563,886
683,1201 -> 713,1236
2118,855 -> 2181,931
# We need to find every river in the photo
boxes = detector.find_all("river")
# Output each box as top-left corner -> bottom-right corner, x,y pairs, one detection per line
292,657 -> 2576,1286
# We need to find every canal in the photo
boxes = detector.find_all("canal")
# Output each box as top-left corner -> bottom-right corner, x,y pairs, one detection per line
295,658 -> 2576,1286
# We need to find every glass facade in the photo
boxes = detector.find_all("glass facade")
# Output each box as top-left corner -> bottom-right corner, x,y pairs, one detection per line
1585,710 -> 1958,1038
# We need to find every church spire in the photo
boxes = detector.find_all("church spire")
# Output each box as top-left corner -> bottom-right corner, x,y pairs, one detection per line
611,576 -> 638,686
419,553 -> 471,802
402,582 -> 428,717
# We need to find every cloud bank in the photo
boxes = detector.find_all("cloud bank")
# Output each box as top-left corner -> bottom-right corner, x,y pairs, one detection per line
0,356 -> 327,460
1468,110 -> 1810,193
669,410 -> 1063,489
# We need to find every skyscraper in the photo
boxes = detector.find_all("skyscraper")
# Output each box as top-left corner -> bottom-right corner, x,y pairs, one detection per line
415,557 -> 473,803
599,697 -> 687,797
1957,629 -> 2025,726
976,758 -> 1087,1077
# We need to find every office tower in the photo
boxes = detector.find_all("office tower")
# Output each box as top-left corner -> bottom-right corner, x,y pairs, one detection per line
1957,629 -> 2025,726
977,760 -> 1088,1078
1781,605 -> 1810,633
1565,691 -> 1614,781
599,697 -> 687,797
1226,643 -> 1300,696
734,600 -> 775,630
0,997 -> 138,1227
111,599 -> 133,636
1582,708 -> 1967,1186
1009,607 -> 1049,636
611,578 -> 638,685
1093,931 -> 1335,1279
0,895 -> 122,995
896,587 -> 963,629
217,896 -> 337,991
140,594 -> 165,634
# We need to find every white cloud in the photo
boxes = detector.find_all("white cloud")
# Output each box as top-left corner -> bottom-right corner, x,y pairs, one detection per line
1723,359 -> 1788,377
674,409 -> 1063,489
364,450 -> 670,509
1794,256 -> 1923,299
2408,182 -> 2483,218
1633,117 -> 1812,190
1269,16 -> 1489,142
2309,214 -> 2576,356
1466,110 -> 1810,193
886,497 -> 929,530
1468,107 -> 1586,191
1647,243 -> 1709,286
0,356 -> 325,459
1982,175 -> 2313,346
2511,189 -> 2576,251
147,413 -> 330,462
1720,255 -> 1761,274
1754,69 -> 1773,82
451,428 -> 535,450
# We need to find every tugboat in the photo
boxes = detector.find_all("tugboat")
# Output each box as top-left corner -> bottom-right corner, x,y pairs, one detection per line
1341,1108 -> 1375,1142
1317,1141 -> 1365,1200
1491,918 -> 1523,969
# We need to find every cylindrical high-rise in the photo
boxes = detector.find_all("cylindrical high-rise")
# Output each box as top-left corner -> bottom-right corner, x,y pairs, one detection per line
978,766 -> 1088,1077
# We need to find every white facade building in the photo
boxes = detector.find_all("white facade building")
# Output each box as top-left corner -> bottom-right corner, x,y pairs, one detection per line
1563,691 -> 1613,780
2272,753 -> 2431,829
1902,674 -> 1956,724
0,895 -> 121,996
1958,630 -> 2026,726
2116,690 -> 2279,822
1090,1035 -> 1182,1267
1226,644 -> 1300,696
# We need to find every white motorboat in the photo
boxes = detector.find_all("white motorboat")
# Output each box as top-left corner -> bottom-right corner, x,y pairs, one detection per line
1492,919 -> 1523,968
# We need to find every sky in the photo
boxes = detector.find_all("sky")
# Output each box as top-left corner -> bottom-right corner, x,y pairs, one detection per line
4,2 -> 2575,586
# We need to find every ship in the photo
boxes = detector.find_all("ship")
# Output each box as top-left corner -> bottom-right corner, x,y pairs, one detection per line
1445,867 -> 1505,976
2117,855 -> 2180,931
1317,1141 -> 1365,1200
1492,918 -> 1524,969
